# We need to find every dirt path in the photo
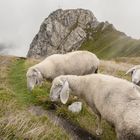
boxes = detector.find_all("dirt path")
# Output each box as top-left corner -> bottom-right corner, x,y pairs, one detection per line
28,106 -> 100,140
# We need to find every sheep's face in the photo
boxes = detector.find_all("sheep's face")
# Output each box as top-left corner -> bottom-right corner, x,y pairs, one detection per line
50,79 -> 63,101
50,78 -> 70,104
26,68 -> 43,91
132,69 -> 140,86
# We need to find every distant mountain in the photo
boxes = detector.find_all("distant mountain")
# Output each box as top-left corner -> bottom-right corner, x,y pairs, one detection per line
27,9 -> 140,59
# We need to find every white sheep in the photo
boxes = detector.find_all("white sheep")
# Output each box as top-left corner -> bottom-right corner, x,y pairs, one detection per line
50,74 -> 140,139
26,51 -> 99,91
126,65 -> 140,86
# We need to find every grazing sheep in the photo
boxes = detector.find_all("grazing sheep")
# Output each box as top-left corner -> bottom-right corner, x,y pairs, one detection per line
126,65 -> 140,86
50,74 -> 140,139
26,51 -> 99,91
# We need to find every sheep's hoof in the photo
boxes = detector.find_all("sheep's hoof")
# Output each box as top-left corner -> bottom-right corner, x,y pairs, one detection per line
96,128 -> 103,135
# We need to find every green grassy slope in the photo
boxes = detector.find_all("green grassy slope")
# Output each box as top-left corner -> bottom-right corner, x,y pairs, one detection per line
0,57 -> 69,140
80,22 -> 140,59
0,56 -> 136,140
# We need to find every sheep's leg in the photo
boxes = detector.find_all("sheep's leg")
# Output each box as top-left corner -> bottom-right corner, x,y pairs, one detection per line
90,105 -> 103,135
94,68 -> 98,73
95,113 -> 103,135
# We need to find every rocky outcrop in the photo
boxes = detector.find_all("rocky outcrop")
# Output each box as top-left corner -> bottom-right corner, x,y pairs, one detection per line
27,9 -> 99,58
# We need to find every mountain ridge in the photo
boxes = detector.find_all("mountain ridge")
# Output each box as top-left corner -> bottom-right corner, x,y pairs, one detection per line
27,8 -> 140,59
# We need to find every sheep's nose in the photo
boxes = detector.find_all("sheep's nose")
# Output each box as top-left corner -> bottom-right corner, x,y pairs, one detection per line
27,85 -> 33,92
50,95 -> 53,101
50,94 -> 58,102
51,98 -> 55,102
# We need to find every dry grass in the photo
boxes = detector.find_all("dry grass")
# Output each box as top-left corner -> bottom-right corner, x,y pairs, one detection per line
0,56 -> 16,87
24,58 -> 41,67
100,60 -> 133,80
0,110 -> 68,140
114,57 -> 140,65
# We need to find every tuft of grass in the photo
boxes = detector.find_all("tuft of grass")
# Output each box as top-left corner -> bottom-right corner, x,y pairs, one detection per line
0,111 -> 69,140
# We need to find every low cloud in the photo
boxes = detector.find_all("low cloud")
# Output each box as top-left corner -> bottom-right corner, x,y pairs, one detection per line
0,43 -> 15,56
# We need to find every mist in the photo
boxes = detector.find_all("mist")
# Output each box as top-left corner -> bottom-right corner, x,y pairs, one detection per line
0,0 -> 140,57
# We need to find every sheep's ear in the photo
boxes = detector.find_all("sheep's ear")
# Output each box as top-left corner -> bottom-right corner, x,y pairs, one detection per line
126,68 -> 133,75
60,80 -> 70,104
126,65 -> 140,75
126,67 -> 135,75
33,68 -> 43,85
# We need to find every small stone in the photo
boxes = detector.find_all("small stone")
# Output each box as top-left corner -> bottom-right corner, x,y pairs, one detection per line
68,101 -> 82,113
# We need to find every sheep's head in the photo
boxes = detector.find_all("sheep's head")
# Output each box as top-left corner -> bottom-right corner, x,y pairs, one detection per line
50,77 -> 70,104
126,65 -> 140,86
26,68 -> 43,91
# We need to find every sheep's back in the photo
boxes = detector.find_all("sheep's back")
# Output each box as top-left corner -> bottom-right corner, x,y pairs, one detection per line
36,51 -> 99,78
62,51 -> 99,75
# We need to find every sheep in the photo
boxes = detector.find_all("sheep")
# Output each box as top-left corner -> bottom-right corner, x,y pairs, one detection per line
126,65 -> 140,86
50,74 -> 140,139
26,51 -> 99,91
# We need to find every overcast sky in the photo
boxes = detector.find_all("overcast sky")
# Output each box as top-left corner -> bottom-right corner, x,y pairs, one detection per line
0,0 -> 140,56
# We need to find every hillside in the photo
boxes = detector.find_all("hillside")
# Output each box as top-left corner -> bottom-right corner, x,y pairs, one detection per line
27,9 -> 140,59
0,55 -> 137,140
80,22 -> 140,59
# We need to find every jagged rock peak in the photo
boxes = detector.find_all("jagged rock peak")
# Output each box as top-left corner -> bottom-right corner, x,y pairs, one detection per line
27,8 -> 99,58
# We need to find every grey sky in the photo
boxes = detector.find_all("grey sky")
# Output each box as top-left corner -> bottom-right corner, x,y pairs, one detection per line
0,0 -> 140,56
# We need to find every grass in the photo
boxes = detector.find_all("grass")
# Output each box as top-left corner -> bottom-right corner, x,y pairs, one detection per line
0,55 -> 135,140
9,59 -> 51,106
0,111 -> 69,140
80,22 -> 140,59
